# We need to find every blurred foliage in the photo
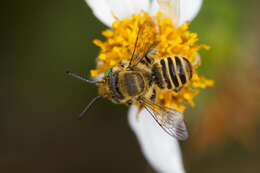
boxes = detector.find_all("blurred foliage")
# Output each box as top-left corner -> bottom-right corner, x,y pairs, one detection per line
0,0 -> 259,173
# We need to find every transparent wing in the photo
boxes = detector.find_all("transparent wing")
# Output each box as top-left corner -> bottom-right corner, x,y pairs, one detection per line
139,97 -> 188,140
157,0 -> 180,26
128,17 -> 159,68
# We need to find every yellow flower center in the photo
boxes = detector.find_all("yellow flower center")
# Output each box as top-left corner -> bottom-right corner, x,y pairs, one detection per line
91,12 -> 214,112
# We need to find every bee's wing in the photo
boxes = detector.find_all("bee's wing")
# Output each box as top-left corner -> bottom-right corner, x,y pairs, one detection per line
128,17 -> 159,68
157,0 -> 180,26
139,97 -> 188,141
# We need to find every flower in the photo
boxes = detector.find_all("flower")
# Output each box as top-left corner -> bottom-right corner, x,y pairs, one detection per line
91,11 -> 213,112
85,0 -> 213,172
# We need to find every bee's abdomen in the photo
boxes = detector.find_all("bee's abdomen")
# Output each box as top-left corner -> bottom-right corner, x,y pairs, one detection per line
152,63 -> 165,89
167,57 -> 180,88
160,59 -> 172,89
153,56 -> 193,91
182,57 -> 193,80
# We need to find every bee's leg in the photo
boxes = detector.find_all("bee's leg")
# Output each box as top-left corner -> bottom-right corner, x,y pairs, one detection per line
120,62 -> 125,67
145,48 -> 157,64
120,60 -> 129,68
174,86 -> 183,93
135,97 -> 143,121
148,48 -> 158,55
126,100 -> 133,105
192,53 -> 201,69
135,105 -> 143,121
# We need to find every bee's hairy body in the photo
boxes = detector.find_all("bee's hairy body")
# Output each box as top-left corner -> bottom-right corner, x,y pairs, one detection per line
104,64 -> 154,105
103,55 -> 193,105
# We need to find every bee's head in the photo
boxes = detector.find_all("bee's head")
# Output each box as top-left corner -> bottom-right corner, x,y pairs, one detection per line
101,66 -> 122,103
102,66 -> 121,87
103,66 -> 122,78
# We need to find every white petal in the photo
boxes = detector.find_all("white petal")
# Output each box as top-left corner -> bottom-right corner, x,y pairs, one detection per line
128,106 -> 185,173
179,0 -> 203,24
86,0 -> 203,27
85,0 -> 115,27
155,0 -> 203,25
85,0 -> 151,27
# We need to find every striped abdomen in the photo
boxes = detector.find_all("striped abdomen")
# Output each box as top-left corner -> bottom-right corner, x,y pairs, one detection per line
152,56 -> 193,92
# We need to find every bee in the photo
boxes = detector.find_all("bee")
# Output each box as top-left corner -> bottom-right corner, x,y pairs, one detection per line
67,1 -> 193,141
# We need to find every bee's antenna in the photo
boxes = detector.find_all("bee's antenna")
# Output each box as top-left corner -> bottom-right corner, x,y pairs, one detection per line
66,71 -> 103,84
78,94 -> 104,120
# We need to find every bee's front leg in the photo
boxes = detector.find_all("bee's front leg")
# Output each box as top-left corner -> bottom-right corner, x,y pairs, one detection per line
174,86 -> 183,93
145,48 -> 157,64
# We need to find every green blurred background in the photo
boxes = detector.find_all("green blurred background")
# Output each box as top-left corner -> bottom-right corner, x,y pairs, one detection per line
1,0 -> 259,172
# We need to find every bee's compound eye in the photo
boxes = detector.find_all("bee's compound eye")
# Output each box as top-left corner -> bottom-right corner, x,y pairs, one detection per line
104,68 -> 112,77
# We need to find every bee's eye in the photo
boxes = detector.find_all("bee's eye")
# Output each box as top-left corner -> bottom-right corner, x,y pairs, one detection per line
104,68 -> 112,77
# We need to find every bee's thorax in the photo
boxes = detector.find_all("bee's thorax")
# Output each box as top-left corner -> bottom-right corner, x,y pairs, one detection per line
104,66 -> 149,104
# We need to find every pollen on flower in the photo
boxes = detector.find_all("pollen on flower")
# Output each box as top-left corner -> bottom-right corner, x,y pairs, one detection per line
91,12 -> 214,112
